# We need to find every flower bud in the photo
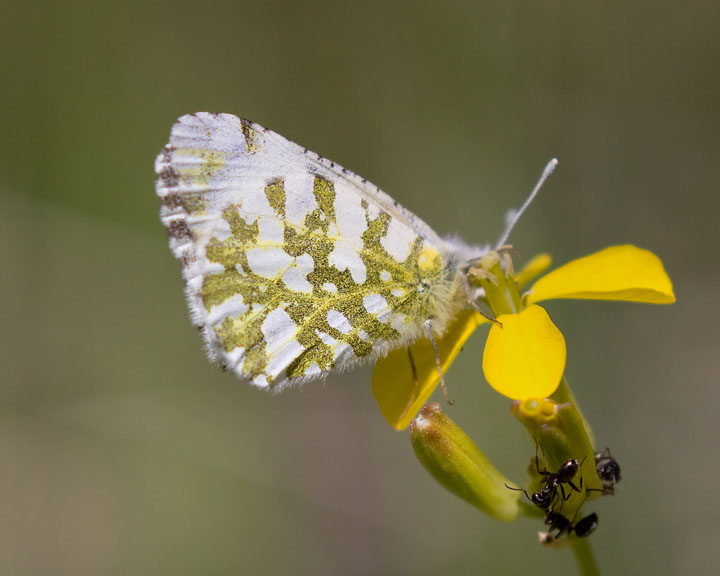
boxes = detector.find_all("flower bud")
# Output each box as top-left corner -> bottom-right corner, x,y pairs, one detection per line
409,403 -> 519,522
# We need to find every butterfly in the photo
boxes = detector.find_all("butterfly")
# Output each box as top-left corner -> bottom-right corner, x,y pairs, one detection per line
155,112 -> 490,392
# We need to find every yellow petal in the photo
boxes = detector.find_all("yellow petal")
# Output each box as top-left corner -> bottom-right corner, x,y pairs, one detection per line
483,305 -> 566,400
526,245 -> 675,305
373,310 -> 488,430
513,253 -> 552,289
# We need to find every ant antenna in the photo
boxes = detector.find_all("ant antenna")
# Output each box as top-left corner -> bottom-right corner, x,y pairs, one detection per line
495,158 -> 558,248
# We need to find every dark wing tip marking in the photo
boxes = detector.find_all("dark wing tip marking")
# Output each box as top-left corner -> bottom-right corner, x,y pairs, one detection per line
158,166 -> 179,188
168,218 -> 192,241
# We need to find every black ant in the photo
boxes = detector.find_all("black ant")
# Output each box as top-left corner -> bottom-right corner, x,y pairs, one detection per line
506,440 -> 585,512
541,491 -> 599,541
594,448 -> 621,494
573,512 -> 599,537
542,510 -> 599,541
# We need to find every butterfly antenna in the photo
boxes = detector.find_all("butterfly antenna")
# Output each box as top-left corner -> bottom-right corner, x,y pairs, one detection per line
424,320 -> 454,405
495,158 -> 558,248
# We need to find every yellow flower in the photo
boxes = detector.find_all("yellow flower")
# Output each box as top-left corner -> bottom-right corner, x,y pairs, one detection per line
373,245 -> 675,429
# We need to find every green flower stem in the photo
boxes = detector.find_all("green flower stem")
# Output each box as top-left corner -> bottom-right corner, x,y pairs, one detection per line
552,377 -> 596,449
554,403 -> 602,494
571,537 -> 601,576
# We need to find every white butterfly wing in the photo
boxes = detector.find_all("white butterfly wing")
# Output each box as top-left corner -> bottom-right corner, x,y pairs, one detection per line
156,112 -> 457,389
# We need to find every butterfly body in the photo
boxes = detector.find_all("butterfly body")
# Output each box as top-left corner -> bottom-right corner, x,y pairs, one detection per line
156,113 -> 483,389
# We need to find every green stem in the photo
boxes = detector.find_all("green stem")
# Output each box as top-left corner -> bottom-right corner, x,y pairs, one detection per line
553,377 -> 596,449
570,537 -> 601,576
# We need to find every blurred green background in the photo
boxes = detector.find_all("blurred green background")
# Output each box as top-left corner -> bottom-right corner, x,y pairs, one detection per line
1,1 -> 718,574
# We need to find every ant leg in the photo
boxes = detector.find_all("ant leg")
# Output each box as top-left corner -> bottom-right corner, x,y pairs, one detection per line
567,457 -> 585,493
588,485 -> 616,496
568,492 -> 592,528
586,486 -> 613,496
567,478 -> 583,494
504,484 -> 533,502
535,438 -> 550,478
559,484 -> 570,502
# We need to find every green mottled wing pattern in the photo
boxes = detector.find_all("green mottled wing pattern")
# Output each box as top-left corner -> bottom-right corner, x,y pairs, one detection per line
156,112 -> 466,389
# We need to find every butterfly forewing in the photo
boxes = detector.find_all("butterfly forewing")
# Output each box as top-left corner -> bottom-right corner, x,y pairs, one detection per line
156,112 -> 460,389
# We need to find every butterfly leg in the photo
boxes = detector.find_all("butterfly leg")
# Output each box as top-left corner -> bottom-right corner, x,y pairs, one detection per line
460,271 -> 501,325
407,347 -> 419,388
424,320 -> 454,406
